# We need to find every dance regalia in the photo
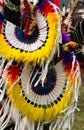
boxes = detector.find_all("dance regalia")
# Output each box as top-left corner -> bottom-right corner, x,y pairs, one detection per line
68,1 -> 84,76
0,0 -> 81,130
62,0 -> 84,82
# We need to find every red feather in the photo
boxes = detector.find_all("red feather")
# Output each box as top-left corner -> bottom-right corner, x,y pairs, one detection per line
0,2 -> 3,6
51,0 -> 60,7
7,64 -> 20,83
40,2 -> 56,15
0,24 -> 2,34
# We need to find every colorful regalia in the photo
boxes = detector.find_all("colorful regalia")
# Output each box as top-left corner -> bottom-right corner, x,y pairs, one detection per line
62,0 -> 84,82
0,0 -> 81,130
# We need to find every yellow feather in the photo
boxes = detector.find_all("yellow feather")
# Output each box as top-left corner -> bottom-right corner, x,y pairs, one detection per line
7,77 -> 73,122
0,13 -> 59,65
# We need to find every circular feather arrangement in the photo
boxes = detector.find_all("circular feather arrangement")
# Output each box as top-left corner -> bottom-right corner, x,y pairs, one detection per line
0,11 -> 60,64
0,0 -> 81,130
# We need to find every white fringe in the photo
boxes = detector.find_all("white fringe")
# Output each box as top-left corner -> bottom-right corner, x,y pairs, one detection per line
34,32 -> 61,87
9,106 -> 34,130
27,119 -> 35,130
13,110 -> 23,130
49,53 -> 81,130
0,99 -> 12,130
13,114 -> 44,130
33,2 -> 62,87
39,123 -> 43,130
21,64 -> 34,95
0,59 -> 10,101
0,80 -> 7,102
13,113 -> 35,130
0,59 -> 5,75
37,121 -> 41,130
31,60 -> 44,87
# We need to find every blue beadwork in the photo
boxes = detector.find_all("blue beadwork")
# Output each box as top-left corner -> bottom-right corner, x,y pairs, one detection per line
31,68 -> 56,95
15,26 -> 39,44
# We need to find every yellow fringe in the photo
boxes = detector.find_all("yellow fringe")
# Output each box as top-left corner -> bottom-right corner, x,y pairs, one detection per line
0,13 -> 59,64
7,79 -> 73,122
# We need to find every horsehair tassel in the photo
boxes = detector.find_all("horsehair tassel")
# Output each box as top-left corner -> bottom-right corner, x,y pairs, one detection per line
22,0 -> 37,37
